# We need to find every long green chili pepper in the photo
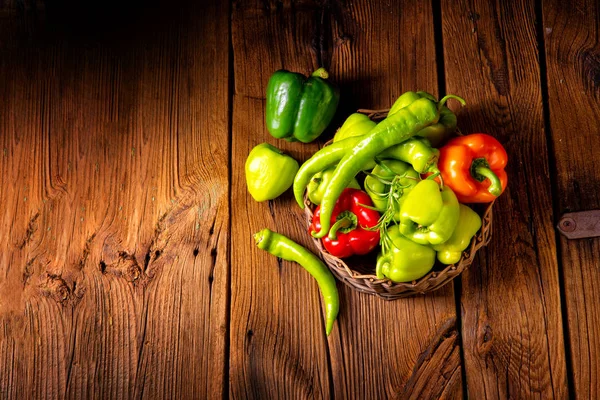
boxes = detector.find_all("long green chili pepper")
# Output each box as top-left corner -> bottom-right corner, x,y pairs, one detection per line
313,95 -> 462,238
389,91 -> 460,147
294,136 -> 440,208
254,228 -> 339,336
380,137 -> 440,175
293,136 -> 366,207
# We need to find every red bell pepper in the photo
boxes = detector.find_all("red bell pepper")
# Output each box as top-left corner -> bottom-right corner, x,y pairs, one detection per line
438,133 -> 508,203
310,188 -> 380,258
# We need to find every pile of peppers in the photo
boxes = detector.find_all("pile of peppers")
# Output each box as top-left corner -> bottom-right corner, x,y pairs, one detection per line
295,90 -> 508,284
247,68 -> 508,337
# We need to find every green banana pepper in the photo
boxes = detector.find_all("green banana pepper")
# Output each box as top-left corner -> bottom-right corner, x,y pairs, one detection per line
399,180 -> 460,245
381,137 -> 440,174
389,91 -> 459,147
313,94 -> 464,239
254,228 -> 339,335
307,166 -> 361,205
433,204 -> 482,264
245,143 -> 299,202
364,160 -> 419,221
266,68 -> 340,143
376,225 -> 436,282
333,113 -> 376,142
388,91 -> 423,112
294,136 -> 440,209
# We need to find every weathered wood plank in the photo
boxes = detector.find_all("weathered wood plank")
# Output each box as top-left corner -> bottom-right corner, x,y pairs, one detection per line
0,1 -> 230,398
229,1 -> 333,398
231,0 -> 461,398
542,0 -> 600,397
441,0 -> 568,398
326,1 -> 462,398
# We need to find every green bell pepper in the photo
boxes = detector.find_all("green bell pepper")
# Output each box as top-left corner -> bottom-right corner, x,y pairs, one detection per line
364,160 -> 419,221
376,224 -> 436,282
245,143 -> 299,202
388,91 -> 460,147
307,166 -> 361,205
266,68 -> 340,143
433,204 -> 482,264
399,180 -> 460,245
333,113 -> 376,142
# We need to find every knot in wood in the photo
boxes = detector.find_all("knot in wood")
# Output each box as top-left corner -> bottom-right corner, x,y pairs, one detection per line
39,274 -> 70,303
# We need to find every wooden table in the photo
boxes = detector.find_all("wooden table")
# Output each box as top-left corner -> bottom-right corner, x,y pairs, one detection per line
1,0 -> 599,398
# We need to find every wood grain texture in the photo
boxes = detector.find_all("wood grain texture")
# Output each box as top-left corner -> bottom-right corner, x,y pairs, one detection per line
229,1 -> 334,398
2,0 -> 596,398
542,0 -> 600,397
230,0 -> 460,398
326,1 -> 462,399
441,0 -> 568,398
0,1 -> 230,399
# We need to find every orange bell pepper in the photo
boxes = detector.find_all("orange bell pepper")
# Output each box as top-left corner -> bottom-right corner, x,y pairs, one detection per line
438,133 -> 508,203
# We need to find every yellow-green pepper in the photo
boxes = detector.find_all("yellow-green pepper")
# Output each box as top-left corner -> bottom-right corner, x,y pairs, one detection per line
307,166 -> 360,205
245,143 -> 299,202
388,91 -> 459,147
376,225 -> 436,282
364,160 -> 419,221
332,113 -> 376,142
433,204 -> 482,264
399,180 -> 460,245
313,94 -> 464,239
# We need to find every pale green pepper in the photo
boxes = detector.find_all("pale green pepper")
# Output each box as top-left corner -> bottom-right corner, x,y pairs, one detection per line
399,180 -> 460,245
364,160 -> 419,221
245,143 -> 299,202
332,113 -> 376,142
376,225 -> 436,282
307,166 -> 360,205
388,91 -> 459,147
433,204 -> 482,264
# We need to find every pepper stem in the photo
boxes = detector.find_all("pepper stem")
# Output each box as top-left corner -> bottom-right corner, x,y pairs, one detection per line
470,157 -> 502,196
328,210 -> 358,241
425,167 -> 444,189
475,166 -> 503,196
438,94 -> 466,110
312,68 -> 329,79
253,228 -> 271,251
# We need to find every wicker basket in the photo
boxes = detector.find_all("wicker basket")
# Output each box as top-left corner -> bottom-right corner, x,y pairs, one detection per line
303,108 -> 495,300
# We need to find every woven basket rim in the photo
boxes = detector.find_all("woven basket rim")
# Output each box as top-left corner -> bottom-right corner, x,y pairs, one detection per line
302,107 -> 495,298
304,194 -> 493,287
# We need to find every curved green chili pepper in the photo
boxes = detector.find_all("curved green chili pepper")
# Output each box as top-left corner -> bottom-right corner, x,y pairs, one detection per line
293,136 -> 439,208
254,228 -> 339,336
307,166 -> 361,205
333,113 -> 377,142
380,137 -> 440,175
414,106 -> 457,147
313,97 -> 443,238
293,136 -> 368,207
313,95 -> 464,238
388,91 -> 424,113
389,91 -> 460,147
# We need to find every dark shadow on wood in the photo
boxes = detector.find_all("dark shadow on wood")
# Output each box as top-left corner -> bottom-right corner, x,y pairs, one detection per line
1,0 -> 217,51
534,0 -> 575,397
432,0 -> 468,398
